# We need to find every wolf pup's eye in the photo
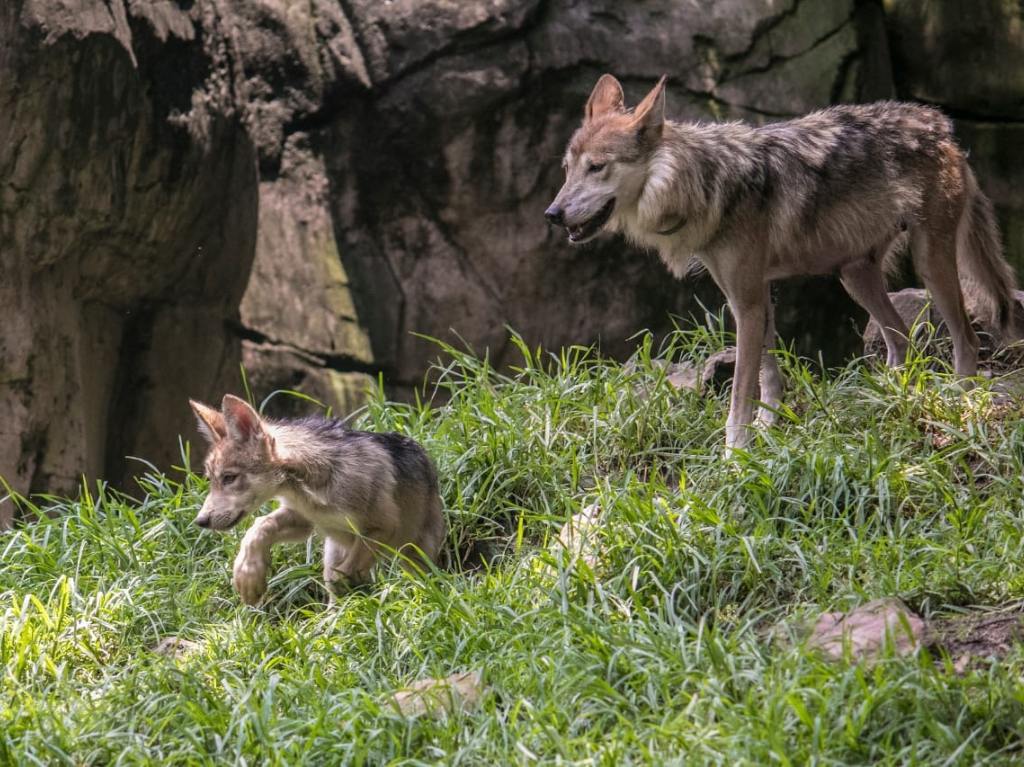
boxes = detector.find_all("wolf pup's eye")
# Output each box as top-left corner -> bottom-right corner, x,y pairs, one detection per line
221,473 -> 238,486
588,162 -> 606,174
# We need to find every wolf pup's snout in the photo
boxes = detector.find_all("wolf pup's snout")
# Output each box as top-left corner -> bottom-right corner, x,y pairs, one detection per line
193,513 -> 211,529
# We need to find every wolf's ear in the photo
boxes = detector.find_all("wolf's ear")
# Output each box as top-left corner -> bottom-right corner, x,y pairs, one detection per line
585,74 -> 625,121
221,394 -> 265,443
190,399 -> 227,444
630,75 -> 667,138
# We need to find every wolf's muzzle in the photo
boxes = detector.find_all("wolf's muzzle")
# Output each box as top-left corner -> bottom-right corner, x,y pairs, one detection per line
566,198 -> 615,243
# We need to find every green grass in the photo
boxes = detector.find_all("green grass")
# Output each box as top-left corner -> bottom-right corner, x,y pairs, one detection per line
5,327 -> 1024,765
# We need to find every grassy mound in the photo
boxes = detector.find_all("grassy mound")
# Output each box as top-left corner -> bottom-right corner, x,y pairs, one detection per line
4,329 -> 1024,764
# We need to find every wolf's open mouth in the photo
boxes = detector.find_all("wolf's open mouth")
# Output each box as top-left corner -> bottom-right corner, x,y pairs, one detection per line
567,198 -> 615,243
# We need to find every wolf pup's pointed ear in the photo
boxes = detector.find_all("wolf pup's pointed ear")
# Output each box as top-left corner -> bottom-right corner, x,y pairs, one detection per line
221,394 -> 265,443
190,399 -> 227,444
631,75 -> 667,138
585,74 -> 625,121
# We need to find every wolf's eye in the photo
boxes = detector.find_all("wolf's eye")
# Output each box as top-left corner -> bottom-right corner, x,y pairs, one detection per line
221,473 -> 238,486
588,162 -> 606,174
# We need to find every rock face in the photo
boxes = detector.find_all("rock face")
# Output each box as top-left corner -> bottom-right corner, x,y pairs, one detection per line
0,0 -> 1016,523
0,1 -> 259,528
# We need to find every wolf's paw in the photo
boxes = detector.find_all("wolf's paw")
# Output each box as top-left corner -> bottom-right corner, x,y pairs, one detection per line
323,571 -> 372,605
233,553 -> 268,606
754,407 -> 778,428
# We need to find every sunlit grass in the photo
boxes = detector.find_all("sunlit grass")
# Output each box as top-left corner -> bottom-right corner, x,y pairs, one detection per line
4,326 -> 1024,764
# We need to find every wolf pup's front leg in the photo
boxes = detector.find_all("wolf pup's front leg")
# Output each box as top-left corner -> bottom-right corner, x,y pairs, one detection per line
233,541 -> 269,606
231,506 -> 313,605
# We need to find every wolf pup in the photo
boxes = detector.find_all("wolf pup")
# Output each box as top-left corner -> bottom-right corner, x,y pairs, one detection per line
546,74 -> 1019,450
189,395 -> 446,605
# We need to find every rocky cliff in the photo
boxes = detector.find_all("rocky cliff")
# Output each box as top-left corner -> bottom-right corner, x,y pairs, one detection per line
1,0 -> 1020,525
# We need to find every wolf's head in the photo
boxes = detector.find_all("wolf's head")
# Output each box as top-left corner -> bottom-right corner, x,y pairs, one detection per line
189,395 -> 284,531
545,74 -> 667,244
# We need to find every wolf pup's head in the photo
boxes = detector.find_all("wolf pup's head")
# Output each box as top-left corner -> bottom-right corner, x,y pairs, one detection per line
545,74 -> 667,244
189,395 -> 283,531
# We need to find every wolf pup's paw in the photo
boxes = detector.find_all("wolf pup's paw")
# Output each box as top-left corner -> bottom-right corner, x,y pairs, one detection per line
233,552 -> 269,606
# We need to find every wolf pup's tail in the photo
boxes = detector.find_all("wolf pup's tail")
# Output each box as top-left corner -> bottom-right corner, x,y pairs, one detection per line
957,165 -> 1021,342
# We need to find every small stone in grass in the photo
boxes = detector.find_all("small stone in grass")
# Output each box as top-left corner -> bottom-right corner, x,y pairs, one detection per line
555,503 -> 601,568
808,598 -> 924,662
628,351 -> 737,395
700,347 -> 737,391
150,636 -> 200,659
664,362 -> 700,391
390,670 -> 483,717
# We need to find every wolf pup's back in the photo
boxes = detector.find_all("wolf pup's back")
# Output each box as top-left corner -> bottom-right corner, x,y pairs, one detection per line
333,429 -> 447,566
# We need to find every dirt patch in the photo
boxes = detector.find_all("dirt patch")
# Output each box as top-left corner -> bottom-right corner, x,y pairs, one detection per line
926,610 -> 1024,672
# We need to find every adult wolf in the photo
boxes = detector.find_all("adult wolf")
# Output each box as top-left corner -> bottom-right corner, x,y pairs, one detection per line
189,395 -> 445,605
546,74 -> 1019,450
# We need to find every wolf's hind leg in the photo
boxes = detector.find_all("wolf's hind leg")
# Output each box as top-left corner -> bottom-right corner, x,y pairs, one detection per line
322,538 -> 352,598
756,289 -> 783,427
413,497 -> 447,570
233,506 -> 313,606
911,227 -> 979,376
840,256 -> 909,367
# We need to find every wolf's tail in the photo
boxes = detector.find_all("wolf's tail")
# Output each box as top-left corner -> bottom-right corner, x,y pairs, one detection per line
957,165 -> 1021,341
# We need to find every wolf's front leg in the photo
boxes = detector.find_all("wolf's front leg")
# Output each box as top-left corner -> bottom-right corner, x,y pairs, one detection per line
233,506 -> 313,605
756,290 -> 783,427
726,294 -> 768,452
